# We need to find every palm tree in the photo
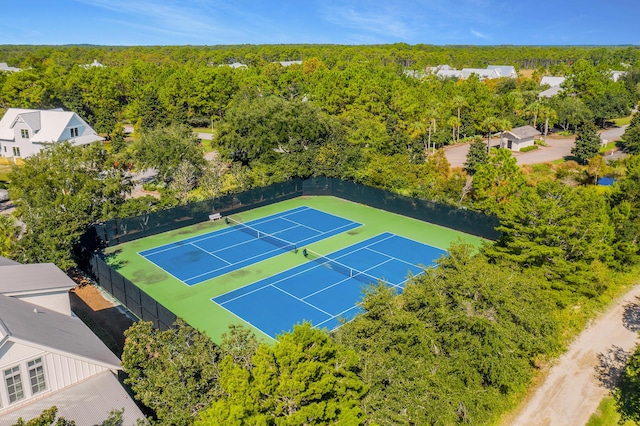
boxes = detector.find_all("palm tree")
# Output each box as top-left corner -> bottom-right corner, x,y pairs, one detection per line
450,95 -> 467,142
425,102 -> 440,155
526,100 -> 544,129
538,105 -> 557,143
447,116 -> 461,144
482,116 -> 502,154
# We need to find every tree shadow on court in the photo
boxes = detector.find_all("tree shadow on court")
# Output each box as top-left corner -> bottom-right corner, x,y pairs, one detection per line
595,345 -> 631,390
103,248 -> 127,270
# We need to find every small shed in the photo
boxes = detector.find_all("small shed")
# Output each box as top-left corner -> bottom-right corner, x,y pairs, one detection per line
501,125 -> 541,152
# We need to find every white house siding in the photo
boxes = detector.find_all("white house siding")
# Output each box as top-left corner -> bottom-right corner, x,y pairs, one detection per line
14,292 -> 72,316
513,138 -> 535,151
0,341 -> 44,370
0,342 -> 48,410
9,118 -> 39,158
47,352 -> 107,391
0,341 -> 112,411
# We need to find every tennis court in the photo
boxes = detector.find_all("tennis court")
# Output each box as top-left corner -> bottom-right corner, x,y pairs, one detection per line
213,232 -> 446,339
139,206 -> 360,286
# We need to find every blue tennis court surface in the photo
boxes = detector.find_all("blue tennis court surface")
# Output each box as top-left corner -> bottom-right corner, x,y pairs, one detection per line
213,233 -> 447,339
139,206 -> 361,285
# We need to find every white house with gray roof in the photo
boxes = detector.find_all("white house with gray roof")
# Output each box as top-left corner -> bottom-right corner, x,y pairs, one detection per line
0,63 -> 21,73
500,125 -> 541,151
0,259 -> 143,424
0,108 -> 104,160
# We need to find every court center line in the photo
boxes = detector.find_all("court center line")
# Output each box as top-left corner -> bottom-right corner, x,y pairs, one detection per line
184,243 -> 291,283
269,285 -> 334,318
189,242 -> 232,265
281,216 -> 323,233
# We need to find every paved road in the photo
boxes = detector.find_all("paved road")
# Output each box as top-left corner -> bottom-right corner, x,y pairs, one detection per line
444,126 -> 627,168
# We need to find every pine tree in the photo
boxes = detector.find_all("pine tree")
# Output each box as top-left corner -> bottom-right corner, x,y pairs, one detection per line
464,137 -> 489,175
622,113 -> 640,154
571,121 -> 601,164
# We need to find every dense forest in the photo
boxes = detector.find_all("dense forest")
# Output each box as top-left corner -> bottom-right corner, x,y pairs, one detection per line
2,44 -> 640,425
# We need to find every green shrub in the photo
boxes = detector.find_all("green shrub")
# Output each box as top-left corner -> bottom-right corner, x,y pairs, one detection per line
520,145 -> 539,153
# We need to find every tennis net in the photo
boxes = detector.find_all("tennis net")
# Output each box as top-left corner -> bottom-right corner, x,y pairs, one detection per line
303,248 -> 380,286
225,216 -> 297,252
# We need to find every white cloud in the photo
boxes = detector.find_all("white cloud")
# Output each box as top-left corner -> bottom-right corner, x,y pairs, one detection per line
470,28 -> 490,40
320,4 -> 413,40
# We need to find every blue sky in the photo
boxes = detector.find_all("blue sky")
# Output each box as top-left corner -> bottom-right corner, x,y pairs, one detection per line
1,0 -> 638,46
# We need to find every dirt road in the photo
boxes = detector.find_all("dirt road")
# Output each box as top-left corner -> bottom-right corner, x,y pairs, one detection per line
508,285 -> 640,425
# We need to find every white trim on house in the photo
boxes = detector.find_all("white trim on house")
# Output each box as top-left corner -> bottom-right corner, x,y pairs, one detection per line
0,109 -> 104,159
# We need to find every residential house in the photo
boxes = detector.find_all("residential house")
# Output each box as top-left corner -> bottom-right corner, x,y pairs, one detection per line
278,60 -> 302,67
0,108 -> 104,160
81,59 -> 104,69
500,125 -> 541,151
460,68 -> 501,80
0,258 -> 144,424
538,76 -> 566,98
539,76 -> 566,88
0,63 -> 21,73
611,71 -> 626,82
436,69 -> 463,79
487,65 -> 517,78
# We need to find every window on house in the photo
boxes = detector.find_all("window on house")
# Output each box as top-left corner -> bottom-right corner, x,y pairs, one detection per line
27,358 -> 46,395
12,147 -> 21,157
70,127 -> 79,138
20,129 -> 29,138
4,366 -> 24,403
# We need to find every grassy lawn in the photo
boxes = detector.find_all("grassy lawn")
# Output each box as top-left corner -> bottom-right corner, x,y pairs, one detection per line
600,141 -> 620,153
0,164 -> 12,184
193,127 -> 214,134
586,396 -> 634,426
612,116 -> 632,127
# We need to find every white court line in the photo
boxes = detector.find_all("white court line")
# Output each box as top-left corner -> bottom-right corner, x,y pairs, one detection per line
210,300 -> 277,342
189,242 -> 232,265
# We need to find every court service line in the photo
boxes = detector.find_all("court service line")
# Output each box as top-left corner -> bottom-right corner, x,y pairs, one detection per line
184,221 -> 360,284
189,242 -> 232,265
270,285 -> 334,317
281,216 -> 323,233
184,244 -> 290,283
365,246 -> 426,270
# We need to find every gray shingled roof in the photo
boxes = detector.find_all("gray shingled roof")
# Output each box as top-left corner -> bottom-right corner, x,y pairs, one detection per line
0,263 -> 75,295
0,294 -> 121,369
504,125 -> 541,140
0,371 -> 144,425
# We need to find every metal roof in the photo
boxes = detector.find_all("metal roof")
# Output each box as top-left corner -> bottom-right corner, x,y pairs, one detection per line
0,263 -> 75,295
0,256 -> 19,266
538,85 -> 563,98
0,371 -> 144,425
540,76 -> 566,87
0,294 -> 121,369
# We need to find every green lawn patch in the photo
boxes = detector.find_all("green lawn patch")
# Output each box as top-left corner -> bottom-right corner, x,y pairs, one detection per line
612,116 -> 632,127
586,396 -> 634,426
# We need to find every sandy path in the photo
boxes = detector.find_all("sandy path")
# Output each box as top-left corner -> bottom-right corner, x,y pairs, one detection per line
509,285 -> 640,425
